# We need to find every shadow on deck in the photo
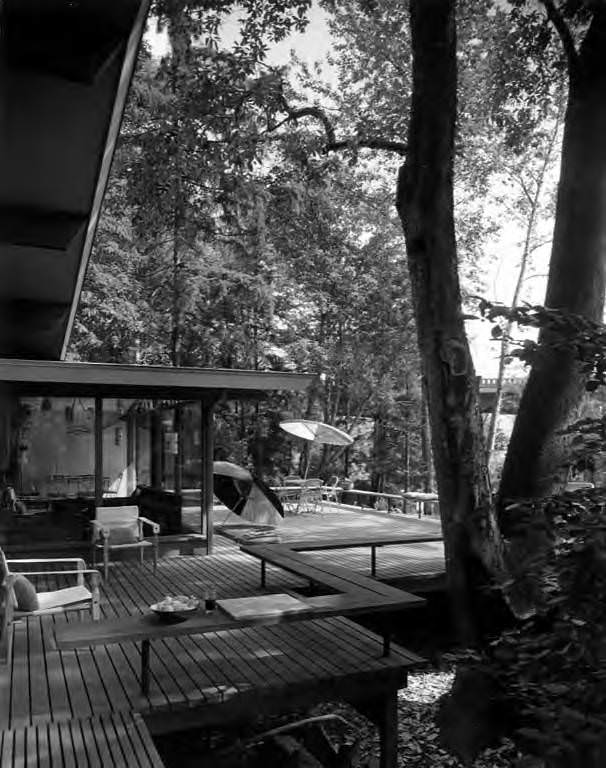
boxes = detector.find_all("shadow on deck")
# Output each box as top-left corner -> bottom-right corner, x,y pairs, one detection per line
0,539 -> 426,756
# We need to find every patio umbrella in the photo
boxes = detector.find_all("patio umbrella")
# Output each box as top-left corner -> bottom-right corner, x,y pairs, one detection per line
212,461 -> 283,526
279,419 -> 353,480
279,420 -> 353,447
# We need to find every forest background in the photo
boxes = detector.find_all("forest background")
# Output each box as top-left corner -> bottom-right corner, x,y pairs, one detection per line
63,3 -> 606,761
69,0 -> 565,494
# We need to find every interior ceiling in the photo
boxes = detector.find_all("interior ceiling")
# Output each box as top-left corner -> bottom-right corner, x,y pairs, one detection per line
0,0 -> 150,360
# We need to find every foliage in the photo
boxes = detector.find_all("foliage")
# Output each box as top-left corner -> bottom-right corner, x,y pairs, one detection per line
69,2 -> 425,487
478,300 -> 606,391
475,488 -> 606,766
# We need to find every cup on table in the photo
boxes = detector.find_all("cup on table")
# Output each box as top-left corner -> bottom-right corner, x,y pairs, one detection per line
204,585 -> 217,612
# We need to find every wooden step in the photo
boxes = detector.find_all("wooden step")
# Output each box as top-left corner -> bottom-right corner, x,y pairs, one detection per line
0,710 -> 165,767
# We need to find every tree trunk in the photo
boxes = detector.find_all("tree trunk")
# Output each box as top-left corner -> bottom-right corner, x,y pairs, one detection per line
397,0 -> 508,642
420,385 -> 434,491
499,12 -> 606,507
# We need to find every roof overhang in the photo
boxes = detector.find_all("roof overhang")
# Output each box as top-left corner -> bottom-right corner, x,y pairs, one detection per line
0,0 -> 151,360
0,359 -> 315,401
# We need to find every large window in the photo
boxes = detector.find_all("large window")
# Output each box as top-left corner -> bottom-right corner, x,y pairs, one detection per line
0,396 -> 206,543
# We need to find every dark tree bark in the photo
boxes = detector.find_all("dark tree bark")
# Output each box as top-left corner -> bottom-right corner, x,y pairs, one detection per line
420,384 -> 434,492
396,0 -> 508,642
499,9 -> 606,507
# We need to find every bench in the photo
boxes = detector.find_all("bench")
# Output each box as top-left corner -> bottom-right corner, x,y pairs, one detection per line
0,711 -> 164,767
239,542 -> 426,654
242,534 -> 443,582
55,557 -> 424,692
286,534 -> 444,577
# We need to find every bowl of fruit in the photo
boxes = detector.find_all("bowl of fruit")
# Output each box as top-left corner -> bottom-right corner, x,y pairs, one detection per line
150,595 -> 200,623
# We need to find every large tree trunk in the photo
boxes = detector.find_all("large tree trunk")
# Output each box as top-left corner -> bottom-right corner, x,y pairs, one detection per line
499,12 -> 606,507
396,0 -> 508,642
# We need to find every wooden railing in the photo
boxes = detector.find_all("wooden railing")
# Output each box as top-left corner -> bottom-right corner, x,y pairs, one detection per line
324,487 -> 440,517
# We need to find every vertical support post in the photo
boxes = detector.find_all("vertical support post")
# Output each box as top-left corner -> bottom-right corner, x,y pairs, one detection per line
201,400 -> 215,554
126,407 -> 135,494
94,396 -> 103,508
378,689 -> 398,768
174,404 -> 182,496
349,687 -> 400,768
371,545 -> 377,577
150,403 -> 162,488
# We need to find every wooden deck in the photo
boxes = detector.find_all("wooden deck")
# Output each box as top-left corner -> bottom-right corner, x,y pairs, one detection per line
4,503 -> 445,591
0,537 -> 424,745
215,505 -> 445,589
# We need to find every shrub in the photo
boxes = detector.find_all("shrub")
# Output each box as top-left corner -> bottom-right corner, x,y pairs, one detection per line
481,488 -> 606,767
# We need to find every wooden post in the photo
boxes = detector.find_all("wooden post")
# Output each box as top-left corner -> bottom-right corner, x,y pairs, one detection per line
353,689 -> 400,768
126,407 -> 135,494
174,405 -> 182,496
377,689 -> 398,768
150,404 -> 162,488
201,400 -> 214,554
94,396 -> 103,507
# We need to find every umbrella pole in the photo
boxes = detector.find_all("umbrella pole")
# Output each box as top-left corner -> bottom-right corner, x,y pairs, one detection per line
297,440 -> 313,514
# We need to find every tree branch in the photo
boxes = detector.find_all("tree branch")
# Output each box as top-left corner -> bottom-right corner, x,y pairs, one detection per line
276,102 -> 407,156
328,137 -> 408,155
541,0 -> 579,69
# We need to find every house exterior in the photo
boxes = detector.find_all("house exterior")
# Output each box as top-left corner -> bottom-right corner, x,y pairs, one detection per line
0,1 -> 314,551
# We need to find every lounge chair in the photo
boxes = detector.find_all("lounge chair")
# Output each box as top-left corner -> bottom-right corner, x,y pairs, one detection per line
91,505 -> 159,581
0,548 -> 101,664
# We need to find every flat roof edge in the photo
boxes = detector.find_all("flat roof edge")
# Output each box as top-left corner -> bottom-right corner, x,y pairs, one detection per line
0,358 -> 315,394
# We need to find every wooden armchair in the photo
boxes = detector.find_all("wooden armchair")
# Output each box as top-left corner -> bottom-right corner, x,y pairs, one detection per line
91,505 -> 159,581
0,548 -> 101,664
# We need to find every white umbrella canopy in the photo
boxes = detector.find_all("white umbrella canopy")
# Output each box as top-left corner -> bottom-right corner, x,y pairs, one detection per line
279,420 -> 353,446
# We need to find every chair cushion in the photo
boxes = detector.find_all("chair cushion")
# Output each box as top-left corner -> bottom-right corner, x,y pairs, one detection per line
108,521 -> 140,545
13,575 -> 39,611
36,585 -> 91,611
96,505 -> 139,526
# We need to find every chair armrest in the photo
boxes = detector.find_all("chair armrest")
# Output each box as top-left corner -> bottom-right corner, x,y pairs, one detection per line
18,568 -> 102,588
7,557 -> 87,567
16,569 -> 98,577
138,516 -> 160,535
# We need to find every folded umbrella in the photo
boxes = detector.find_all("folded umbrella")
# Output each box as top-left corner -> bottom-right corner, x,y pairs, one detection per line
212,461 -> 283,526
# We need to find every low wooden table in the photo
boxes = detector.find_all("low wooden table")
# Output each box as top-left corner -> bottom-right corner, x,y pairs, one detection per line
54,571 -> 423,695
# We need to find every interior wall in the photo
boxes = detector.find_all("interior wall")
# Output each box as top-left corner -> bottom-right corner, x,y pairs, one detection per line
17,397 -> 138,496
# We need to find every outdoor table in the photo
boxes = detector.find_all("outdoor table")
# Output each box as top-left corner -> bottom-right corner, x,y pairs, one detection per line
54,600 -> 314,696
54,575 -> 424,695
402,491 -> 440,517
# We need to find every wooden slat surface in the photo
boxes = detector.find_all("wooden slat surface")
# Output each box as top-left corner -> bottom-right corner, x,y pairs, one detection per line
0,711 -> 164,767
240,542 -> 424,600
0,537 -> 423,735
215,506 -> 445,584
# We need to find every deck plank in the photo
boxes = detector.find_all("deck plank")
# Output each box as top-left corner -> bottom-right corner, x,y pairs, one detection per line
2,533 -> 425,762
27,615 -> 52,725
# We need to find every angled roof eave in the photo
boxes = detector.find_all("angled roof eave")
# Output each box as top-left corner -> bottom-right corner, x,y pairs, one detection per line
60,0 -> 151,359
0,358 -> 316,400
